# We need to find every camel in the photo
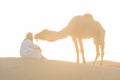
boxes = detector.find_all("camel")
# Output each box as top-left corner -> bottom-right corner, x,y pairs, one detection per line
34,14 -> 105,65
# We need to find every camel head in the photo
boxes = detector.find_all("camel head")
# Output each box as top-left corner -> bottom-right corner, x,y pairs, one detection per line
34,29 -> 49,40
34,29 -> 60,42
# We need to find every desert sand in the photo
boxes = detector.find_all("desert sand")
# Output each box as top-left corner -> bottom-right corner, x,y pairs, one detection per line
0,58 -> 120,80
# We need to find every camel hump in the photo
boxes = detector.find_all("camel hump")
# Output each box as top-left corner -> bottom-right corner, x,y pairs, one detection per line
70,14 -> 94,24
72,13 -> 93,20
83,13 -> 93,19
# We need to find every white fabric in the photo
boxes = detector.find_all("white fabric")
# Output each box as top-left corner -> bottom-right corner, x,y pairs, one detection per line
20,39 -> 42,59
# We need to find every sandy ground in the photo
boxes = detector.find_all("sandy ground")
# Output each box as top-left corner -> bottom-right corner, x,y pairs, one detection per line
0,58 -> 120,80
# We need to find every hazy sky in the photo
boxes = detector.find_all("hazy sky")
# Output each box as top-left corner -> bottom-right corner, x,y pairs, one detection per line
0,0 -> 120,62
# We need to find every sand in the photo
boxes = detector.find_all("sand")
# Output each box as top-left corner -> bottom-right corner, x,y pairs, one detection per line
0,58 -> 120,80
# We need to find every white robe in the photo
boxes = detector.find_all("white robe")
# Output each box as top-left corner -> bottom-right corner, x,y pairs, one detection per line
20,39 -> 42,59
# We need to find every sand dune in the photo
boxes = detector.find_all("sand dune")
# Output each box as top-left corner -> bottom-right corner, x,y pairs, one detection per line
0,58 -> 120,80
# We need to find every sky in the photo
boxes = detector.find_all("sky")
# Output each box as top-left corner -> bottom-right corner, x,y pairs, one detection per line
0,0 -> 120,62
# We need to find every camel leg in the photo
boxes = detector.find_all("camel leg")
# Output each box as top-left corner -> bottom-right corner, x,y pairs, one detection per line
93,39 -> 100,64
78,38 -> 86,63
100,30 -> 105,65
72,37 -> 80,63
100,41 -> 105,65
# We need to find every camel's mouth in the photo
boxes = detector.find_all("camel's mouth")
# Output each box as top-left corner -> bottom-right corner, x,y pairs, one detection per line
34,36 -> 37,39
34,34 -> 46,41
34,34 -> 40,39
